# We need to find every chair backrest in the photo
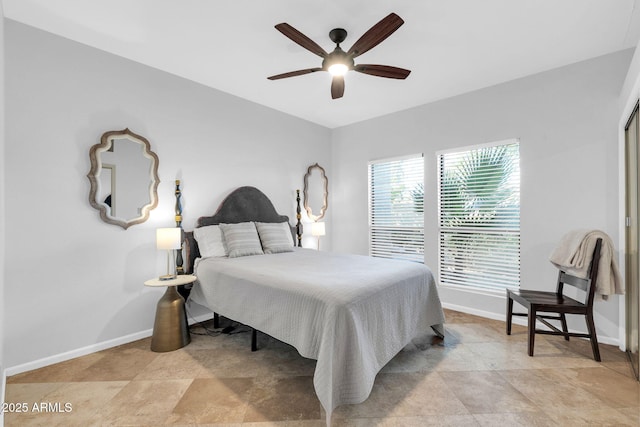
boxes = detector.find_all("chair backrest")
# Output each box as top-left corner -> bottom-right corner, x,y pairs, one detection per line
556,237 -> 603,306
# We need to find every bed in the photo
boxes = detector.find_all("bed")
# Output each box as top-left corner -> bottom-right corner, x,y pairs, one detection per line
182,186 -> 445,425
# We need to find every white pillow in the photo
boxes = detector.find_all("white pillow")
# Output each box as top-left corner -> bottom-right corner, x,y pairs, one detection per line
255,222 -> 294,254
193,225 -> 227,258
219,222 -> 264,258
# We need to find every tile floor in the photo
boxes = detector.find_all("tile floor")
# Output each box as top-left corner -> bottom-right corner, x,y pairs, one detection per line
4,309 -> 640,426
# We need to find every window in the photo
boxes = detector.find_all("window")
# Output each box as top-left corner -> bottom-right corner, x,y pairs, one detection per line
368,154 -> 424,262
438,140 -> 520,291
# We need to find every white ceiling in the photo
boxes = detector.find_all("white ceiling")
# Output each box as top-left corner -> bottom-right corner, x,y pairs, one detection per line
3,0 -> 640,128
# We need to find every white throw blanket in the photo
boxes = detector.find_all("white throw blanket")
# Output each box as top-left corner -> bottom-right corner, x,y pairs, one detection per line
549,229 -> 623,299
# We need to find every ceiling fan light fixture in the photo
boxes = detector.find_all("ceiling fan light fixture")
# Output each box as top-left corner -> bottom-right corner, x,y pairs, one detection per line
328,63 -> 349,76
268,13 -> 410,99
323,45 -> 353,77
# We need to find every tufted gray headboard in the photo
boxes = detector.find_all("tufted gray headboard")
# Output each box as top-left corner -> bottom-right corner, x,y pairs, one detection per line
183,186 -> 301,274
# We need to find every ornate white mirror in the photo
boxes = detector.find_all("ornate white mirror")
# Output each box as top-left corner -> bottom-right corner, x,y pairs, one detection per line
303,163 -> 328,221
87,128 -> 160,229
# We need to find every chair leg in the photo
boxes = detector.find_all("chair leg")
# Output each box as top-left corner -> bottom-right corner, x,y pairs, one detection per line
506,293 -> 514,335
528,308 -> 536,357
585,314 -> 601,362
560,313 -> 569,341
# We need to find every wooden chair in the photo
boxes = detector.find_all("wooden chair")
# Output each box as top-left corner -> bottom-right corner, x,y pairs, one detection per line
506,238 -> 602,361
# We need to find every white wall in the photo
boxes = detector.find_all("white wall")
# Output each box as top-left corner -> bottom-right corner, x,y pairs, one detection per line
620,50 -> 640,115
331,49 -> 633,343
4,20 -> 331,370
1,5 -> 7,423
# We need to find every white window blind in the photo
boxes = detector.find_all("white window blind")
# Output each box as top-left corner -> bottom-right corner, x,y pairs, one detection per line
438,141 -> 520,291
369,154 -> 424,263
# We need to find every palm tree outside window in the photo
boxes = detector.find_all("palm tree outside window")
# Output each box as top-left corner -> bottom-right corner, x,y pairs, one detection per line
437,140 -> 520,291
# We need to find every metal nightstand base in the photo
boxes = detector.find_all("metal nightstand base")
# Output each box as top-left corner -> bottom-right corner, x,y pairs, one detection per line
150,286 -> 190,352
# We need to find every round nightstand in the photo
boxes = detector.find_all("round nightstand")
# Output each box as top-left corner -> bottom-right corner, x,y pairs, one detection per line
144,274 -> 197,352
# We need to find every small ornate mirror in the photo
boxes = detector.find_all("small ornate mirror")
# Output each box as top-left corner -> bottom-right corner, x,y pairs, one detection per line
303,163 -> 328,221
87,128 -> 160,229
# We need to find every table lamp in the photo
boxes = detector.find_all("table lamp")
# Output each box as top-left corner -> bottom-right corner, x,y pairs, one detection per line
156,227 -> 182,280
311,221 -> 325,250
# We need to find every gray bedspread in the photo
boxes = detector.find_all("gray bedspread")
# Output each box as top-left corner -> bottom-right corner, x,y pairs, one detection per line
189,248 -> 445,424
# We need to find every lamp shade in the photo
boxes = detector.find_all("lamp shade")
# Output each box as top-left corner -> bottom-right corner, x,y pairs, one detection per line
311,222 -> 326,237
156,228 -> 182,250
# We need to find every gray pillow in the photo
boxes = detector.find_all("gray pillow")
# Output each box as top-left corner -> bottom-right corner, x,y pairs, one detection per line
255,222 -> 294,254
219,222 -> 264,258
193,225 -> 227,257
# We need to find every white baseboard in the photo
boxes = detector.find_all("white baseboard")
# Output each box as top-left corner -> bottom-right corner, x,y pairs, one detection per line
4,305 -> 620,379
5,329 -> 152,377
5,313 -> 213,378
442,302 -> 505,322
442,302 -> 619,346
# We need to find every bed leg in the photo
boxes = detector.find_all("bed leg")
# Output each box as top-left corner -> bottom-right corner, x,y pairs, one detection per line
251,328 -> 257,352
213,312 -> 219,329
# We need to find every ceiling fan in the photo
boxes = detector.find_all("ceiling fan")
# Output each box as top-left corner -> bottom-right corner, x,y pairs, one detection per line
267,13 -> 411,99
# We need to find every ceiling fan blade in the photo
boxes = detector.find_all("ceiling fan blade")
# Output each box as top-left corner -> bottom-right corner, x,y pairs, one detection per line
347,13 -> 404,58
354,64 -> 411,79
275,23 -> 328,58
268,68 -> 323,80
331,75 -> 345,99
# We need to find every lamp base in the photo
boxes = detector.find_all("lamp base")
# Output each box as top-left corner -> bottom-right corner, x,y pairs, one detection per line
159,274 -> 177,281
